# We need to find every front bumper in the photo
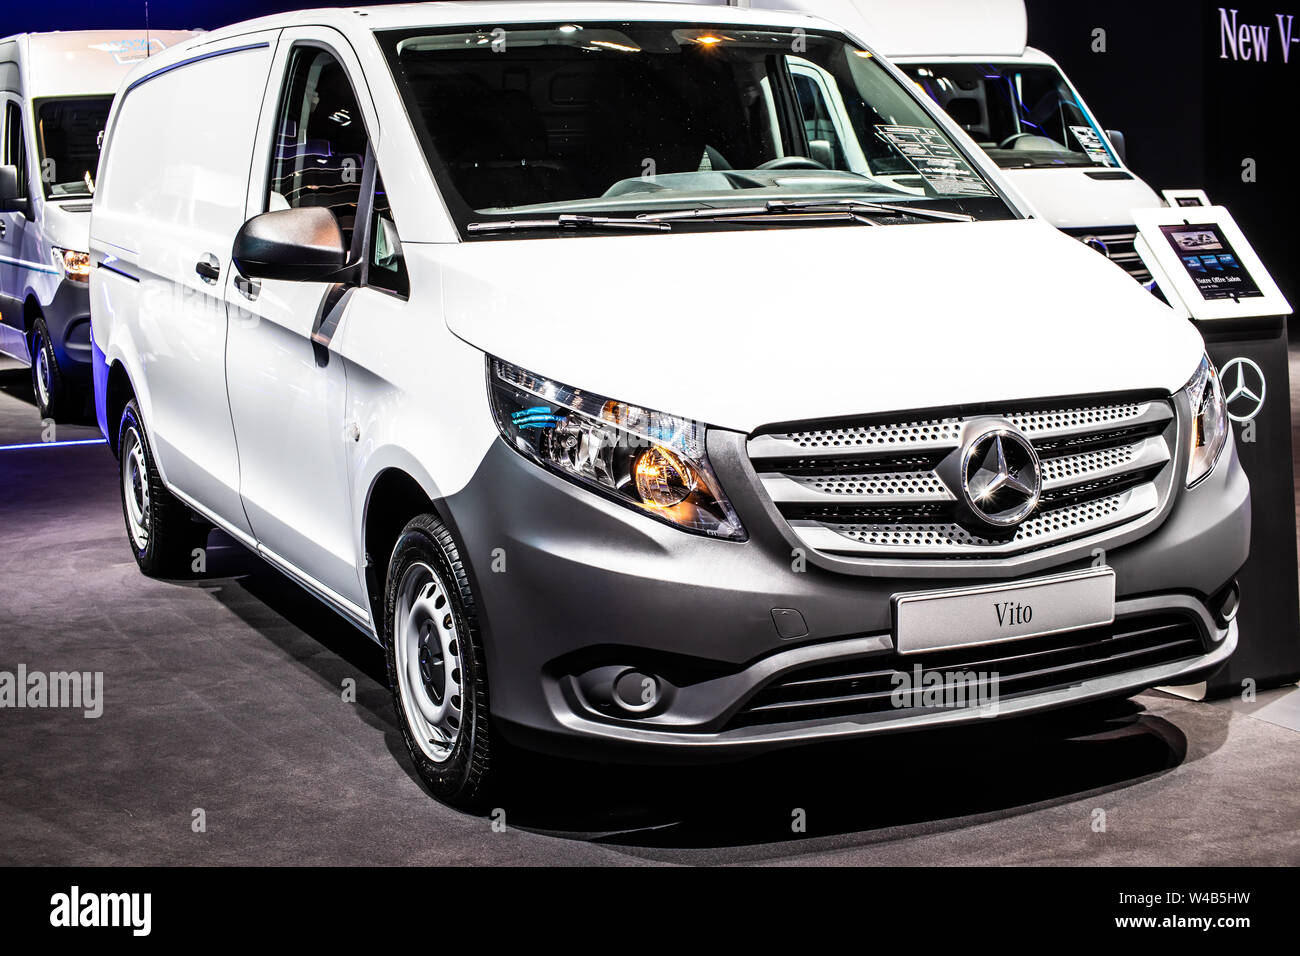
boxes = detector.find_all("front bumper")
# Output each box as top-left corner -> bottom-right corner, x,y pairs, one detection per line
442,433 -> 1249,762
42,279 -> 94,376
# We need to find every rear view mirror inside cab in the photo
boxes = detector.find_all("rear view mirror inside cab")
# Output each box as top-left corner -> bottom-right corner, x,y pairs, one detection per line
232,206 -> 347,282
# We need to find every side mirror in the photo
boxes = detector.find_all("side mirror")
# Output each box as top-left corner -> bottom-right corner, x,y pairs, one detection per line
0,164 -> 28,216
374,216 -> 403,270
808,139 -> 835,169
1104,129 -> 1127,165
232,207 -> 347,282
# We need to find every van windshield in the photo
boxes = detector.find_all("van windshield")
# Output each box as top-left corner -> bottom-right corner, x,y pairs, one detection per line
378,21 -> 1014,236
35,96 -> 113,198
902,62 -> 1116,170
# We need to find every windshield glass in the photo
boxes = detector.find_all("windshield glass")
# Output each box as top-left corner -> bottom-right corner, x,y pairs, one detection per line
378,21 -> 1015,236
902,62 -> 1116,170
35,96 -> 113,198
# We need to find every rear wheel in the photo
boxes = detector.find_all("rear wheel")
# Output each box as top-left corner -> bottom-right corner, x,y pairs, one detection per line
384,513 -> 496,809
118,399 -> 206,576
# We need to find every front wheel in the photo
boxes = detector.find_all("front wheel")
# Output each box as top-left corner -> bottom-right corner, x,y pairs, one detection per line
383,513 -> 496,809
30,318 -> 76,421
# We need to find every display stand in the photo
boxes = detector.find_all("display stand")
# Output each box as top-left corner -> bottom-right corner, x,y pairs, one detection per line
1134,206 -> 1300,696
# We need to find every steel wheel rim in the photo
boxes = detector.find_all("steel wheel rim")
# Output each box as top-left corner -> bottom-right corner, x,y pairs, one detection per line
34,339 -> 51,408
121,426 -> 150,551
394,560 -> 463,763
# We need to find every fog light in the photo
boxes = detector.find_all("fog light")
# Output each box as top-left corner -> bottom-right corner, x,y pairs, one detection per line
613,669 -> 660,713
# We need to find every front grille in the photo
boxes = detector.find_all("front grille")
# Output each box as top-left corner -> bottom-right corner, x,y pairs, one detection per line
748,397 -> 1176,560
1063,227 -> 1153,284
728,612 -> 1205,728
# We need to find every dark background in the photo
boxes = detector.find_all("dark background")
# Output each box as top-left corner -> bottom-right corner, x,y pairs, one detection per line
1025,0 -> 1295,320
1,0 -> 1294,314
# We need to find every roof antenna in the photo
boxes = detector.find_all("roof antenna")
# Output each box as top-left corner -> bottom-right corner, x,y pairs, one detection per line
145,1 -> 151,58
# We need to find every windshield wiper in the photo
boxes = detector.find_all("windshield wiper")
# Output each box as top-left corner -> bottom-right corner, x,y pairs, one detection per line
638,199 -> 974,224
467,214 -> 670,234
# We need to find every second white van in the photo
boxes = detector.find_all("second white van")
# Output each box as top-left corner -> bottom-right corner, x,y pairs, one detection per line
0,29 -> 194,419
746,0 -> 1167,283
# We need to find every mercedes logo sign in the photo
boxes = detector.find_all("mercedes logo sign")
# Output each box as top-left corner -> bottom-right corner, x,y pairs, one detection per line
958,425 -> 1042,532
1220,356 -> 1266,422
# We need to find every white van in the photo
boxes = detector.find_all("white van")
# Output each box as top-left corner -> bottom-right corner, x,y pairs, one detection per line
91,3 -> 1247,808
746,0 -> 1166,282
0,30 -> 193,419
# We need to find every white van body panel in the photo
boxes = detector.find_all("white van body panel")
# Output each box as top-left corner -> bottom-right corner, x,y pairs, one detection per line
1000,167 -> 1162,230
225,25 -> 381,611
91,35 -> 276,532
438,218 -> 1201,433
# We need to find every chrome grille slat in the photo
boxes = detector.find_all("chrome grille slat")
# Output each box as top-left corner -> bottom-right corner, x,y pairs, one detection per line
748,396 -> 1176,560
789,485 -> 1158,556
1064,227 -> 1153,283
1005,401 -> 1171,441
1041,435 -> 1169,492
747,418 -> 961,461
759,471 -> 955,505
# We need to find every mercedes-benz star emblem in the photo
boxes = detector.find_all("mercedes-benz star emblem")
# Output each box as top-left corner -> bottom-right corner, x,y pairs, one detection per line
1219,356 -> 1266,422
1082,236 -> 1109,257
960,426 -> 1042,532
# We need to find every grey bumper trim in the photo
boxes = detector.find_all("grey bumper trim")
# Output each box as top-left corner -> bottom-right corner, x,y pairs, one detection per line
537,593 -> 1233,756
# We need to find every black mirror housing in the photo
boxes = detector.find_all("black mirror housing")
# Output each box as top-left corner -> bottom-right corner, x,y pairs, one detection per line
0,164 -> 26,214
232,207 -> 347,282
1104,129 -> 1127,165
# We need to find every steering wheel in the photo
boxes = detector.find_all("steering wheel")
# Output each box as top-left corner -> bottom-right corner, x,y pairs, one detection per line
998,133 -> 1038,149
757,156 -> 828,170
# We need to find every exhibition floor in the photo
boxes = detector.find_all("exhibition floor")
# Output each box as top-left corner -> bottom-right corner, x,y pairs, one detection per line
0,356 -> 1297,866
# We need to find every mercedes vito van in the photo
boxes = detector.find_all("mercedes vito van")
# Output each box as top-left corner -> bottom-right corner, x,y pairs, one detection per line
0,30 -> 193,419
746,0 -> 1167,283
90,3 -> 1249,808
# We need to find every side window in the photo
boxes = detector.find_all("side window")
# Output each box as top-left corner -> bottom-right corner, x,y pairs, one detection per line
3,102 -> 28,198
269,48 -> 368,248
368,172 -> 408,298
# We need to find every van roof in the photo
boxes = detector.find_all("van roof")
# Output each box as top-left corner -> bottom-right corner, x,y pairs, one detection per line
172,2 -> 845,49
1,30 -> 197,98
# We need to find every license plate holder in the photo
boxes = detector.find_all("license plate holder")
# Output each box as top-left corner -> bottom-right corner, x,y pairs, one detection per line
892,568 -> 1116,655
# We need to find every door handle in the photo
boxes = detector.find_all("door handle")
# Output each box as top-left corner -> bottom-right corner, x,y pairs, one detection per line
234,275 -> 261,301
0,220 -> 6,239
195,254 -> 220,284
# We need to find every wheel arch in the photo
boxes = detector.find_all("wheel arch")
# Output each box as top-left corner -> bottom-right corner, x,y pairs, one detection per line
362,467 -> 439,631
22,294 -> 42,336
104,359 -> 137,457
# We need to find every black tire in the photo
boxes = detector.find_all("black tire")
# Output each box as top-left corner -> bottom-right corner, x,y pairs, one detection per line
117,399 -> 206,577
383,512 -> 496,809
30,317 -> 74,422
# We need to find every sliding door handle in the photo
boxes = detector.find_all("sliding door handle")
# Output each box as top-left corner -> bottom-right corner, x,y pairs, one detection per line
234,275 -> 261,301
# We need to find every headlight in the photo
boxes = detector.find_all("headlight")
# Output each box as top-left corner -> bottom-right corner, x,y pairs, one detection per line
488,358 -> 746,540
51,248 -> 91,283
1183,354 -> 1228,487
